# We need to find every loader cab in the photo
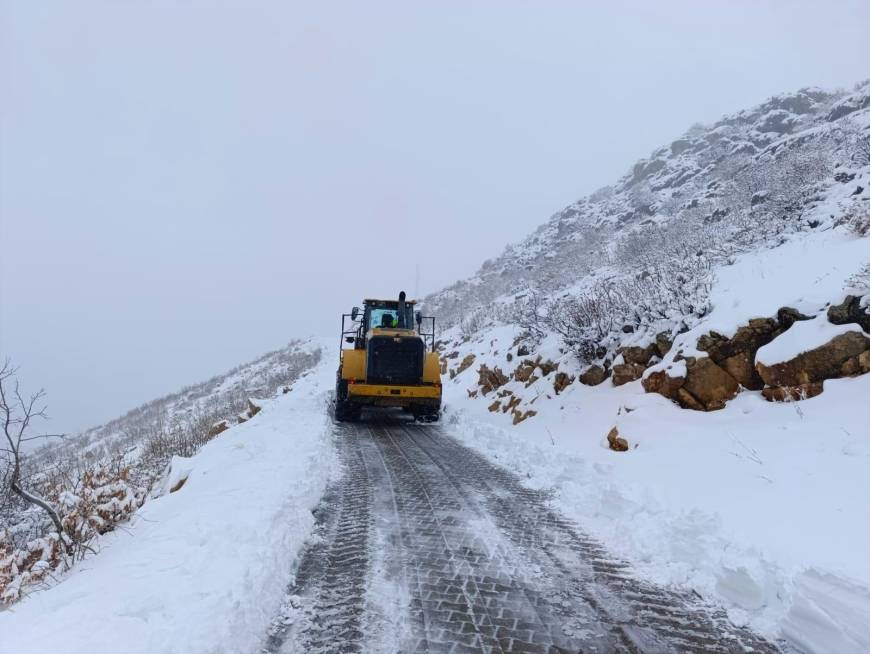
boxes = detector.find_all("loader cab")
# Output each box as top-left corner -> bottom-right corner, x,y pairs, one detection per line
364,300 -> 415,334
344,296 -> 435,352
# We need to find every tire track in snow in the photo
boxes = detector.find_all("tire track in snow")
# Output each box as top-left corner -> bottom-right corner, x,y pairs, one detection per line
263,424 -> 373,654
263,418 -> 786,653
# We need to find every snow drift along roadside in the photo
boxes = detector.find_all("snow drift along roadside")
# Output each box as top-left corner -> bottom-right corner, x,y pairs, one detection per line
438,227 -> 870,653
0,343 -> 337,654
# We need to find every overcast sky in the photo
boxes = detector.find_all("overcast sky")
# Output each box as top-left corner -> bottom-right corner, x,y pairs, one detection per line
1,1 -> 868,433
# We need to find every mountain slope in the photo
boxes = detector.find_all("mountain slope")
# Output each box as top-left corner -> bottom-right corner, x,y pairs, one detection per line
423,80 -> 870,344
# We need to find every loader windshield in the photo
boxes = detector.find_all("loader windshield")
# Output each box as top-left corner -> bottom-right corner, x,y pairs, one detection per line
369,306 -> 414,330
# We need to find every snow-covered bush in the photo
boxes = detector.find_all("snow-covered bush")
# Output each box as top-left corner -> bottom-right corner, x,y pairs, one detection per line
838,210 -> 870,237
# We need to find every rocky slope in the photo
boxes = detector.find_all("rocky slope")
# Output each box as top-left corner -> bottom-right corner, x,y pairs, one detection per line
424,80 -> 870,340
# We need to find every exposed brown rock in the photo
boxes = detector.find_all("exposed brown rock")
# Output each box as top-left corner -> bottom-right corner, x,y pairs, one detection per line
169,476 -> 188,493
721,351 -> 762,390
506,352 -> 513,362
611,362 -> 646,386
654,332 -> 673,357
676,388 -> 706,411
553,371 -> 574,394
680,357 -> 740,410
513,360 -> 537,383
828,295 -> 870,332
207,420 -> 230,438
607,427 -> 629,452
579,365 -> 609,386
487,400 -> 501,413
642,367 -> 685,399
840,350 -> 870,376
512,409 -> 537,425
537,359 -> 558,377
756,331 -> 870,386
503,395 -> 521,413
247,399 -> 262,418
619,344 -> 657,366
762,382 -> 824,402
478,364 -> 509,395
697,318 -> 780,389
777,306 -> 813,330
456,354 -> 476,376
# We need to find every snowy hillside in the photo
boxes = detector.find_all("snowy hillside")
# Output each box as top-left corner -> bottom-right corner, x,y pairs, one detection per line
0,346 -> 336,653
2,79 -> 869,654
424,81 -> 870,344
433,226 -> 869,652
420,80 -> 870,652
1,339 -> 322,604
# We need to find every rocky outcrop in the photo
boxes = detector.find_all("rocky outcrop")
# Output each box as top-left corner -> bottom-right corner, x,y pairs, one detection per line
619,344 -> 657,366
762,382 -> 824,402
756,331 -> 870,387
828,295 -> 870,333
680,357 -> 740,410
455,353 -> 476,377
611,363 -> 646,386
512,409 -> 537,425
477,364 -> 509,395
696,318 -> 781,389
642,356 -> 738,411
607,427 -> 629,452
777,306 -> 813,329
513,360 -> 536,383
579,365 -> 609,386
841,350 -> 870,376
512,356 -> 558,386
642,365 -> 686,399
654,332 -> 673,357
207,420 -> 230,438
553,372 -> 574,394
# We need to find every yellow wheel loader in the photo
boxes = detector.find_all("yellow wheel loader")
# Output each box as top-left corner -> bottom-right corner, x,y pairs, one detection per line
335,291 -> 442,422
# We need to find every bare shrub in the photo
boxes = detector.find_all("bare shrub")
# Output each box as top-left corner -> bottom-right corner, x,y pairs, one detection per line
459,308 -> 490,338
834,206 -> 870,237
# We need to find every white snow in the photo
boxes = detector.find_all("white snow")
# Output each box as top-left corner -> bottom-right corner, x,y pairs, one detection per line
0,342 -> 338,654
702,228 -> 870,339
757,316 -> 865,366
438,227 -> 870,652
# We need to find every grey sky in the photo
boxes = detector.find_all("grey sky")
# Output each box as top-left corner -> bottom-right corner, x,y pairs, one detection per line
1,1 -> 868,433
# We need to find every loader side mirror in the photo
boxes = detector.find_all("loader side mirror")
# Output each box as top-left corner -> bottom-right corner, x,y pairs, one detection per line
415,311 -> 423,326
345,336 -> 355,344
351,306 -> 359,320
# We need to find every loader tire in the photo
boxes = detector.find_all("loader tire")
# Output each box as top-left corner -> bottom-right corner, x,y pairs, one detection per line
334,378 -> 360,422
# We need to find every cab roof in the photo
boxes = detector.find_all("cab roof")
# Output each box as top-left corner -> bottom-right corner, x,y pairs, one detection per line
363,298 -> 416,306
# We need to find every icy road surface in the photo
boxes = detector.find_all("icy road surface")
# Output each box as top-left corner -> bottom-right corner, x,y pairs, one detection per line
264,419 -> 784,653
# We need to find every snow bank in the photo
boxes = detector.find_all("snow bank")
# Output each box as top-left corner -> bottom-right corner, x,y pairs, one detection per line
0,343 -> 337,654
440,228 -> 870,652
697,228 -> 869,339
756,316 -> 865,365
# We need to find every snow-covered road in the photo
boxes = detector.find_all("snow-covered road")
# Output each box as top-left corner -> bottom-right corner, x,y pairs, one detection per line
264,418 -> 784,653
